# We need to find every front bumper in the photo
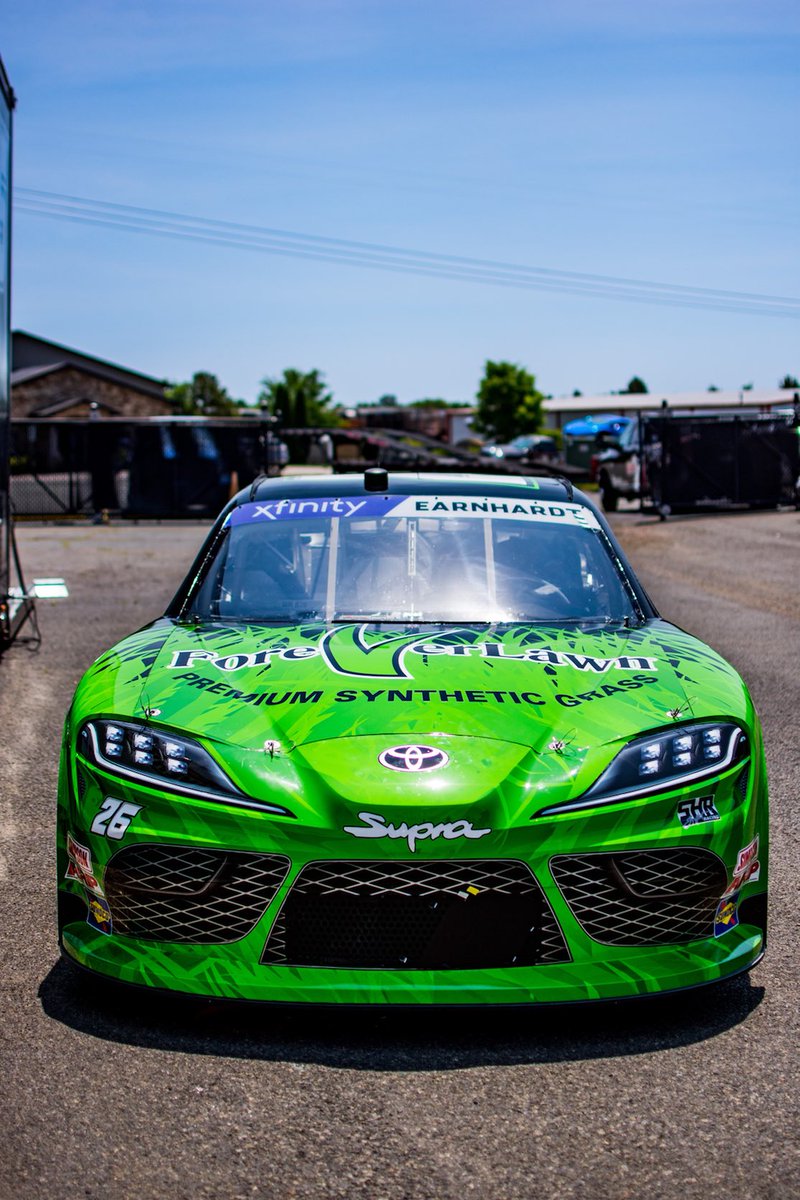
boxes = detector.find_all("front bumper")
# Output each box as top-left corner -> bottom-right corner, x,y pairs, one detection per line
57,739 -> 768,1006
61,921 -> 763,1005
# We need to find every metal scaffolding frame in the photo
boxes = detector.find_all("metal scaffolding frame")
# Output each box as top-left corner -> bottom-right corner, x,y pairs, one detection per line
0,57 -> 37,651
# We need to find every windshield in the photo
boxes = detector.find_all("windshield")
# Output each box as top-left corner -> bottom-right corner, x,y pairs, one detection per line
186,494 -> 640,624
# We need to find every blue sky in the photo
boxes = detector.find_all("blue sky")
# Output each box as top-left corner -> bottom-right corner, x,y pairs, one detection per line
3,1 -> 799,405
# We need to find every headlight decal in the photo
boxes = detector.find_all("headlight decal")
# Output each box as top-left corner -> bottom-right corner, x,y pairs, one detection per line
536,722 -> 748,816
78,720 -> 294,817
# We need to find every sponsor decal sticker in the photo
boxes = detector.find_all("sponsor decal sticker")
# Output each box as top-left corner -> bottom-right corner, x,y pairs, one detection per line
553,674 -> 657,708
87,895 -> 114,935
715,836 -> 761,935
172,671 -> 659,709
343,811 -> 492,853
721,835 -> 760,896
229,497 -> 379,523
677,796 -> 720,828
734,836 -> 761,884
226,495 -> 601,529
66,832 -> 92,876
65,833 -> 104,896
714,892 -> 740,937
168,626 -> 657,680
172,673 -> 553,707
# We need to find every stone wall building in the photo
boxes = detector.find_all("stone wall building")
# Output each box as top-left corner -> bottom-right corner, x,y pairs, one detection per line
11,331 -> 173,419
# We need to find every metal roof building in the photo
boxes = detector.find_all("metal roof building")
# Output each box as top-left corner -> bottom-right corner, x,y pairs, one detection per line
543,388 -> 797,427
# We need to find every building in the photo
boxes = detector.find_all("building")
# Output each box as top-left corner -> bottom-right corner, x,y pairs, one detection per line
351,403 -> 475,445
543,388 -> 797,429
11,331 -> 173,419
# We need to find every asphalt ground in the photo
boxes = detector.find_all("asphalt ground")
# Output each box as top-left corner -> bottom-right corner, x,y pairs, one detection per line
1,505 -> 798,1200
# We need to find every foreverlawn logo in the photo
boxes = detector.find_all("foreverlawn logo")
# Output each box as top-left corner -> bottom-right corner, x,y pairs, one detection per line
168,625 -> 657,680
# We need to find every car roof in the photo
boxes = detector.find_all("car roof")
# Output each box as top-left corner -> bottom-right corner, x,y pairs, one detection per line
241,472 -> 579,506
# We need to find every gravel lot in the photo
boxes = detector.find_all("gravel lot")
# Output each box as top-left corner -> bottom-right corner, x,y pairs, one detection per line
0,505 -> 798,1200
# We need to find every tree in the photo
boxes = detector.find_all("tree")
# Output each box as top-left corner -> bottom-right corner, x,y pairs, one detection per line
623,376 -> 649,394
258,368 -> 341,428
779,374 -> 799,389
167,371 -> 242,415
472,361 -> 544,443
410,398 -> 449,409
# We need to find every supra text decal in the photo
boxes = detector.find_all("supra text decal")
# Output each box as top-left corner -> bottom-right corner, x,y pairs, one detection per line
343,811 -> 492,853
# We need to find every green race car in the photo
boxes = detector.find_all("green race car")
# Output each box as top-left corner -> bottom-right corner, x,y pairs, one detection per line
57,472 -> 768,1004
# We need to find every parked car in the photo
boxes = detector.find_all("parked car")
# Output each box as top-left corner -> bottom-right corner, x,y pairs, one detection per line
592,419 -> 643,511
480,434 -> 560,462
266,435 -> 289,471
57,470 -> 768,1006
563,415 -> 630,438
563,415 -> 631,471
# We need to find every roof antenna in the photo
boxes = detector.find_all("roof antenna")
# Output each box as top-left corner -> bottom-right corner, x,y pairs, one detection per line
364,467 -> 389,492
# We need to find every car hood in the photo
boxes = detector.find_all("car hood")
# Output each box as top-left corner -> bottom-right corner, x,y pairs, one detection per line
80,617 -> 751,741
75,617 -> 750,803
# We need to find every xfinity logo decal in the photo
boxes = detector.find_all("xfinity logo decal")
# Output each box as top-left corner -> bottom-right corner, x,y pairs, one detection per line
231,498 -> 369,522
378,745 -> 449,772
343,811 -> 492,853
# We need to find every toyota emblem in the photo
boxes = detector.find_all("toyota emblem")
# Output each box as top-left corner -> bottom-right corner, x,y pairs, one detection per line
378,745 -> 449,772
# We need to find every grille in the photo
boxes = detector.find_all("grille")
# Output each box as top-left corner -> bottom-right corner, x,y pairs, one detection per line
550,848 -> 727,947
75,768 -> 88,801
104,844 -> 290,944
734,765 -> 750,803
261,859 -> 570,969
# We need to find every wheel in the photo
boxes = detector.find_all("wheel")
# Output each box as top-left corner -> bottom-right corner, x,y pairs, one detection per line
598,473 -> 619,512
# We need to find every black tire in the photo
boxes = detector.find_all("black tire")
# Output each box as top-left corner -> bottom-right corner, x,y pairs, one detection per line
599,473 -> 619,512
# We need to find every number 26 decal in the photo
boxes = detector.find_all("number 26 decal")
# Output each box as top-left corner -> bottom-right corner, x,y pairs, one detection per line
91,799 -> 142,840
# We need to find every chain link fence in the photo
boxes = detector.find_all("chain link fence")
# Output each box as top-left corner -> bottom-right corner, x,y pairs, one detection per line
10,418 -> 284,518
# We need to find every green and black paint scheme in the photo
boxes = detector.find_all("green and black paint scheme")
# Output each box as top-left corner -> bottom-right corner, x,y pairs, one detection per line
57,474 -> 768,1004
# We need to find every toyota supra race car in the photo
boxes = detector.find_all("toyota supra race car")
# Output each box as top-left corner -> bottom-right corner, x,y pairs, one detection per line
57,472 -> 768,1005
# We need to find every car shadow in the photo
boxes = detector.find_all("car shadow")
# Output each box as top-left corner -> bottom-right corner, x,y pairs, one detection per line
38,958 -> 764,1070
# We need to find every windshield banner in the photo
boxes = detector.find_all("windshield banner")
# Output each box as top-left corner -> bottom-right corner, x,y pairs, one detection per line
227,496 -> 601,530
